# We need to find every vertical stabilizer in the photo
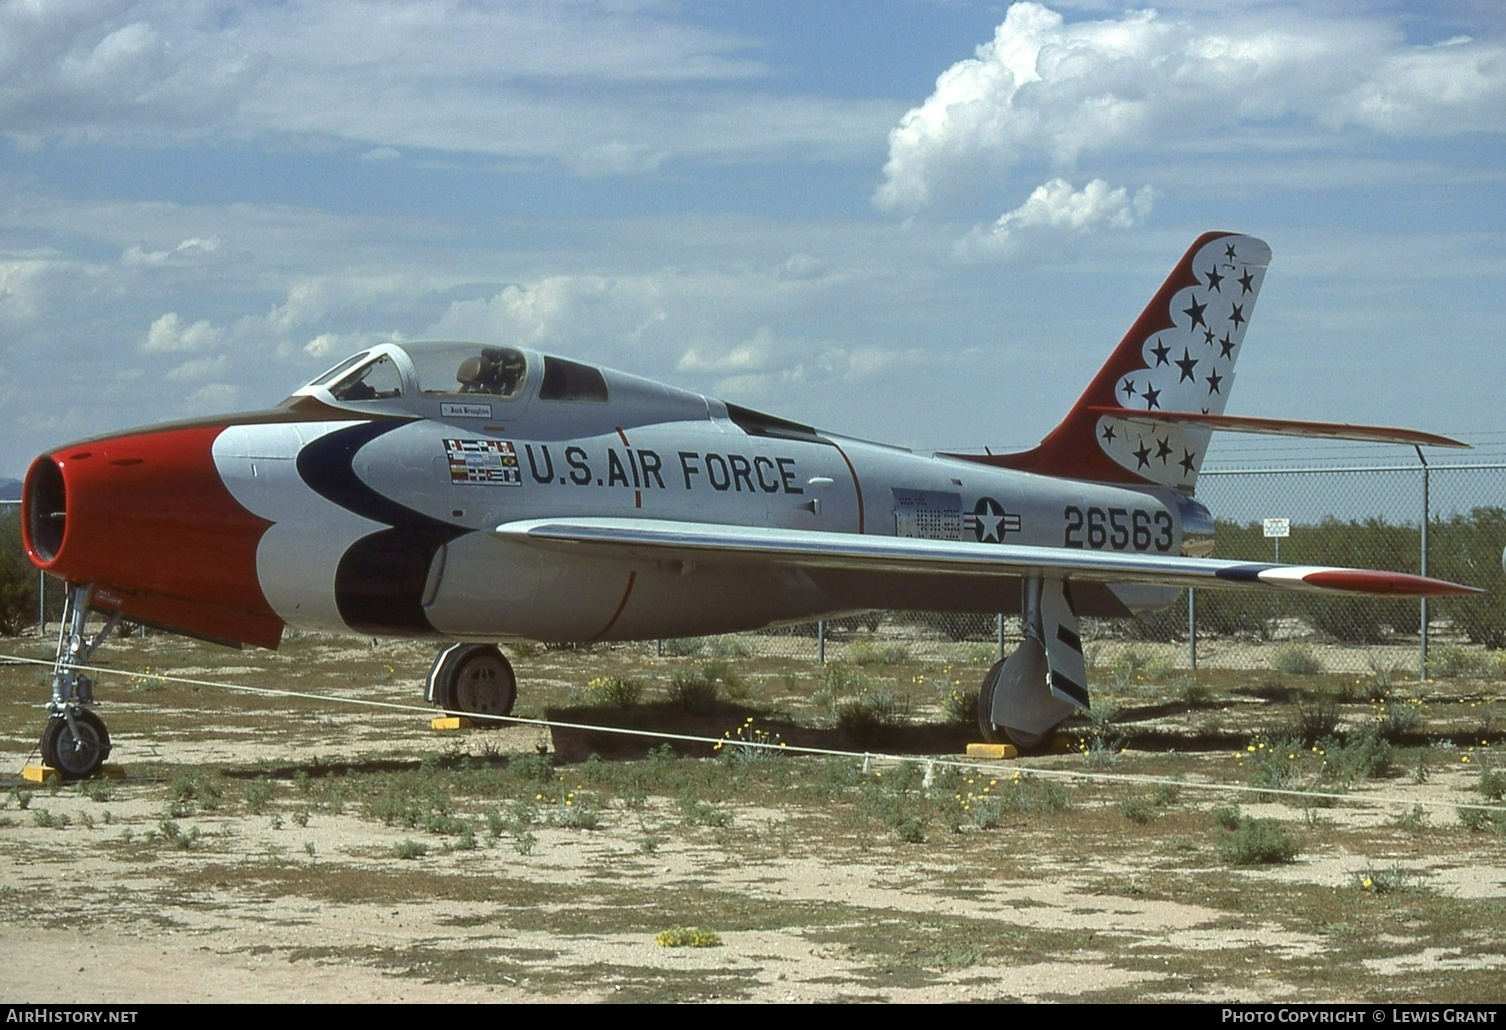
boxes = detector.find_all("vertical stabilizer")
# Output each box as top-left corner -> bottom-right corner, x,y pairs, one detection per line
985,232 -> 1271,491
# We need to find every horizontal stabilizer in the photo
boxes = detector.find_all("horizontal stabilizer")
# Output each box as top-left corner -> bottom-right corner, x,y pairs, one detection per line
495,518 -> 1479,598
1086,408 -> 1469,449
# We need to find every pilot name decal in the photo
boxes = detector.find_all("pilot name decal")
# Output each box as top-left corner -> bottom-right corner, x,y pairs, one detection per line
445,438 -> 521,486
441,402 -> 493,419
521,443 -> 803,495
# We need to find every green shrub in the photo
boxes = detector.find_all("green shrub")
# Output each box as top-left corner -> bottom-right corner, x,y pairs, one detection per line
698,660 -> 748,699
1211,803 -> 1242,831
1218,817 -> 1303,865
845,641 -> 911,666
700,635 -> 752,659
678,796 -> 734,828
1292,700 -> 1340,745
1428,645 -> 1493,679
1430,507 -> 1506,648
1356,864 -> 1422,894
656,926 -> 721,948
1272,644 -> 1321,676
666,670 -> 720,711
835,688 -> 911,737
1324,728 -> 1393,784
939,684 -> 980,727
1174,675 -> 1213,707
659,637 -> 705,657
1120,795 -> 1157,824
1478,763 -> 1506,803
0,510 -> 39,636
1457,806 -> 1506,834
1240,735 -> 1306,794
577,676 -> 643,708
1374,699 -> 1422,741
157,820 -> 201,850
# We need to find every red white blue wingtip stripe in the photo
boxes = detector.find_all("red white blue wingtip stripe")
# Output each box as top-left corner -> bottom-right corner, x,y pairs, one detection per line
1214,564 -> 1482,597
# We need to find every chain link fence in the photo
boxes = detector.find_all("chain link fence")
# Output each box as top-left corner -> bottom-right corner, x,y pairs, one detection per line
669,462 -> 1506,676
5,464 -> 1504,677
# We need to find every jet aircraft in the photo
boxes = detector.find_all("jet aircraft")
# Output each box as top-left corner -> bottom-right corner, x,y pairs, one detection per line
19,232 -> 1478,778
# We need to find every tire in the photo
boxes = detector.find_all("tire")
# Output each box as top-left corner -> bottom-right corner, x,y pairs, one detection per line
432,644 -> 517,724
976,658 -> 1007,744
976,658 -> 1055,754
40,709 -> 111,779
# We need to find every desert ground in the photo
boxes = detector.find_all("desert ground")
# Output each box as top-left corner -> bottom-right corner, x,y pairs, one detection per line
1,625 -> 1503,1004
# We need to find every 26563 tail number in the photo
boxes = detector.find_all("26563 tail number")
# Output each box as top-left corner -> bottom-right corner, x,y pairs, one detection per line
1063,506 -> 1173,552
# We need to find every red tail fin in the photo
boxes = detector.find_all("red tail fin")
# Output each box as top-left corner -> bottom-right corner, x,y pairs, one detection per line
953,231 -> 1272,490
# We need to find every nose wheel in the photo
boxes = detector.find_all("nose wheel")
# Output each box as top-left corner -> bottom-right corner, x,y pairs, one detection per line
40,709 -> 112,779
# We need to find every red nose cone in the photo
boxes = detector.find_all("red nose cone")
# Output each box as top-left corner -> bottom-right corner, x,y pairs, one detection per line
23,425 -> 283,648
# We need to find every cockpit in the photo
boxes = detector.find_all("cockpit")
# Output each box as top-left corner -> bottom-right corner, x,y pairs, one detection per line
304,343 -> 532,403
290,341 -> 621,422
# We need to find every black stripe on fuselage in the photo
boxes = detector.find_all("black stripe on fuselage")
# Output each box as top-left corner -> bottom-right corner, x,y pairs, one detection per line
295,420 -> 468,635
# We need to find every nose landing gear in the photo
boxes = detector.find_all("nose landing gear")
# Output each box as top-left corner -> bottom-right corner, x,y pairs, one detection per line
39,583 -> 120,779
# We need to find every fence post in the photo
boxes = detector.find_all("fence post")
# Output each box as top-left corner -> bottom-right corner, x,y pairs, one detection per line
1417,446 -> 1429,681
817,620 -> 826,665
1187,588 -> 1197,671
38,569 -> 46,636
995,613 -> 1004,662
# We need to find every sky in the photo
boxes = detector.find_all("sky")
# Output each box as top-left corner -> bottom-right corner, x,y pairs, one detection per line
2,0 -> 1505,484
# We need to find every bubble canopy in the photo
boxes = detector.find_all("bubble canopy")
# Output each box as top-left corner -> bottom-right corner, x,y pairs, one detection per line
302,342 -> 531,403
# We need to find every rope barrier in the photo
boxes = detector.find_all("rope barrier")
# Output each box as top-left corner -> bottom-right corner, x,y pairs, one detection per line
2,650 -> 1502,815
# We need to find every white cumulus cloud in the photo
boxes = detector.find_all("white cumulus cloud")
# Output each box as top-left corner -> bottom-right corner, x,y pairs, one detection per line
677,326 -> 924,403
165,354 -> 227,381
0,1 -> 891,169
956,178 -> 1153,261
121,237 -> 220,267
0,0 -> 264,141
428,275 -> 668,355
876,2 -> 1506,215
141,311 -> 222,353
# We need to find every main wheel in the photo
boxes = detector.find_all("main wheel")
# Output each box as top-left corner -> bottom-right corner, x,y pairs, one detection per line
976,659 -> 1055,754
40,709 -> 111,779
431,644 -> 517,725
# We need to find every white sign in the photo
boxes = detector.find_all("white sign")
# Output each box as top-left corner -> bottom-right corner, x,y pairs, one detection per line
1263,517 -> 1290,538
442,402 -> 493,419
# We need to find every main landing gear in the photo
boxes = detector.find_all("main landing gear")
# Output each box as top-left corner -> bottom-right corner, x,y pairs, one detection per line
426,643 -> 517,725
39,583 -> 120,779
976,576 -> 1091,753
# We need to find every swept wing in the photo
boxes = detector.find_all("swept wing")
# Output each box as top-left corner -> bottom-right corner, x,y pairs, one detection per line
495,518 -> 1477,598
